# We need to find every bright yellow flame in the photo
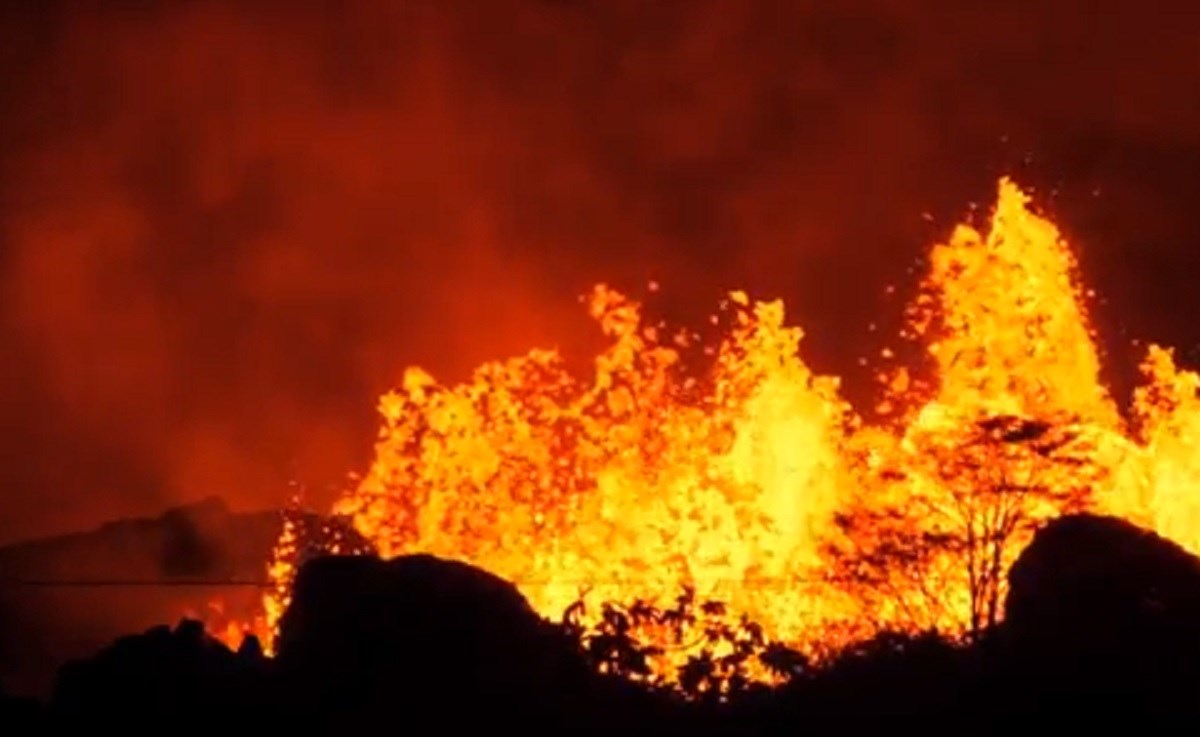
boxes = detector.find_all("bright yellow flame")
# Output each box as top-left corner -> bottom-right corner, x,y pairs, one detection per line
1126,345 -> 1200,548
910,179 -> 1120,426
214,177 -> 1200,689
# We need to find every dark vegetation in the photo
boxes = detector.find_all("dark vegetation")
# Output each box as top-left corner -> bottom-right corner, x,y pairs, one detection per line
829,415 -> 1107,638
5,509 -> 1200,734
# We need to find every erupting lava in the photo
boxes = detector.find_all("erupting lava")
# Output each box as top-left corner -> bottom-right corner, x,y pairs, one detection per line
214,178 -> 1200,690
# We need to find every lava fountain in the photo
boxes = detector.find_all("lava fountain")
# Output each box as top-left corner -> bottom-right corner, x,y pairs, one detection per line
214,178 -> 1200,688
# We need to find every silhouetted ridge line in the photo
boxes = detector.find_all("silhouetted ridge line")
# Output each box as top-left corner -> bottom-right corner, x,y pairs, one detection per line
8,513 -> 1200,735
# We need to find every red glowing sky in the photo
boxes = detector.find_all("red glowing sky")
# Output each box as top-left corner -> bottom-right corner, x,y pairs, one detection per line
1,0 -> 1199,542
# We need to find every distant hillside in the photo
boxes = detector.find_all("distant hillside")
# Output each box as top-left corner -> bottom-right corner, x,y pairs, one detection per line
0,497 -> 285,697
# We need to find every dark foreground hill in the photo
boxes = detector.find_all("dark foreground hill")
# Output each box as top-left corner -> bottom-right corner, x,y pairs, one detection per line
8,512 -> 1200,735
47,553 -> 678,734
0,497 -> 287,696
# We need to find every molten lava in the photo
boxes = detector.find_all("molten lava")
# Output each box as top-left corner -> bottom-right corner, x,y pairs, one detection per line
216,178 -> 1200,689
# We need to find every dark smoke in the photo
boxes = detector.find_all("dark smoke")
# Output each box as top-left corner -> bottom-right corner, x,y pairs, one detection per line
1,0 -> 1200,542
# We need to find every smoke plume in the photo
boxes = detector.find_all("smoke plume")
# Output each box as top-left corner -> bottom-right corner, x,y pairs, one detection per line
1,0 -> 1200,541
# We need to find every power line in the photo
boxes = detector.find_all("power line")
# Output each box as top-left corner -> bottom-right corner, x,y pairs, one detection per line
0,577 -> 825,589
0,580 -> 272,588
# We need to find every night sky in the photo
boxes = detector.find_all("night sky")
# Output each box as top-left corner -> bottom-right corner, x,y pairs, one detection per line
1,0 -> 1199,543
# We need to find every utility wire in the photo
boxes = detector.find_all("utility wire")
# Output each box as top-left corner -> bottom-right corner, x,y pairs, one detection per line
0,577 -> 821,588
0,580 -> 273,587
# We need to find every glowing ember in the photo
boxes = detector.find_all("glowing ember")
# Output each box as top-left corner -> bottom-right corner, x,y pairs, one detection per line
216,178 -> 1200,688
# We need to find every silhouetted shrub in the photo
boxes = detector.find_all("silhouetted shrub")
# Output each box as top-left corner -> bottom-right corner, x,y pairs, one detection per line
563,587 -> 807,701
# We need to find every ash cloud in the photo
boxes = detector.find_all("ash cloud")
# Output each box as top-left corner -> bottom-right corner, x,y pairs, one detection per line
1,0 -> 1199,541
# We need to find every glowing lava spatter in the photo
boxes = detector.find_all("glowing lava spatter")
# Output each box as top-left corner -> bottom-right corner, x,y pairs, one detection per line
217,178 -> 1200,686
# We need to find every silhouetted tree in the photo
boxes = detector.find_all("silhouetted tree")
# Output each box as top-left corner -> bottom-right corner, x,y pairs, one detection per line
829,413 -> 1107,638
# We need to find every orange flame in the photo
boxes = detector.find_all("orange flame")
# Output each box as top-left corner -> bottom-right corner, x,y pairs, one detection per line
216,178 -> 1200,686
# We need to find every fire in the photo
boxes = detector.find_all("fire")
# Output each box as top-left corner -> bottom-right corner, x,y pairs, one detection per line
907,181 -> 1120,425
216,177 -> 1200,690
